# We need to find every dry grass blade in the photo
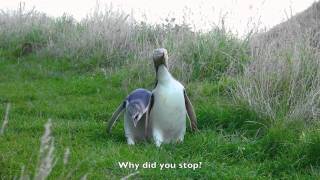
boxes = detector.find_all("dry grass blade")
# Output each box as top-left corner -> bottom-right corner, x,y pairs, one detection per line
0,103 -> 11,135
80,174 -> 88,180
63,148 -> 70,165
120,171 -> 140,180
34,119 -> 56,180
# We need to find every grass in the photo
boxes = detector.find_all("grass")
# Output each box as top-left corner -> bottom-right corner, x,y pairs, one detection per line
1,52 -> 320,179
1,2 -> 320,179
237,2 -> 320,121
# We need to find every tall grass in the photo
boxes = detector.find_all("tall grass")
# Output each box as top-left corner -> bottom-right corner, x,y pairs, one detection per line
0,3 -> 248,83
234,2 -> 320,122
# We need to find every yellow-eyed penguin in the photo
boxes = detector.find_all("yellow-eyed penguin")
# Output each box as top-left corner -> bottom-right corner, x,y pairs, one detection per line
107,88 -> 152,145
149,48 -> 198,147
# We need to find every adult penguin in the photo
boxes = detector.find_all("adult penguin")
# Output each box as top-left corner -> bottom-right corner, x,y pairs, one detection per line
149,48 -> 198,147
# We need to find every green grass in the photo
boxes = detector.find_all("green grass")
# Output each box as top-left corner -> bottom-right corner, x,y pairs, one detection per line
0,51 -> 320,179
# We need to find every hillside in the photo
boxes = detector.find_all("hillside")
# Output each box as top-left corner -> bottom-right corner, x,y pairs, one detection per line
236,1 -> 320,122
251,1 -> 320,54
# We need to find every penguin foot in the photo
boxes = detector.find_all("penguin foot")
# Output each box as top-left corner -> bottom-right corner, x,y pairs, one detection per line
127,138 -> 135,145
176,138 -> 184,143
155,140 -> 162,147
153,130 -> 164,147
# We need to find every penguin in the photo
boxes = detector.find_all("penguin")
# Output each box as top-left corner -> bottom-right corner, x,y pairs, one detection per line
107,88 -> 152,145
149,48 -> 198,147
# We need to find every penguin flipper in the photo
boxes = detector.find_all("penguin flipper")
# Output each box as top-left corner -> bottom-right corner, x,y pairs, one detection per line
107,101 -> 126,134
184,90 -> 199,132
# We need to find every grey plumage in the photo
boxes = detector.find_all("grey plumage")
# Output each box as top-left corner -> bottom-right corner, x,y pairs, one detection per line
107,88 -> 152,144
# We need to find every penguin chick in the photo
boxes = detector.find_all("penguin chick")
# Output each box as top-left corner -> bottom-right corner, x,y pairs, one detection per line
107,88 -> 152,145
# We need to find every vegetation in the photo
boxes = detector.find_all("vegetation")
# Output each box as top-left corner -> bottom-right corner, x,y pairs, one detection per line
1,2 -> 320,179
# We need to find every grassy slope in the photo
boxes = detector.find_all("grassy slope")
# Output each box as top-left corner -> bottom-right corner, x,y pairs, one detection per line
0,51 -> 320,179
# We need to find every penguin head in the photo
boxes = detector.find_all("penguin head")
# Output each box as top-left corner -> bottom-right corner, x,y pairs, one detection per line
127,103 -> 143,127
152,48 -> 168,71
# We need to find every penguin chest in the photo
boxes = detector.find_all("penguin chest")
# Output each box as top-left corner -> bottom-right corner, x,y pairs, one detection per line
124,112 -> 146,141
151,81 -> 186,134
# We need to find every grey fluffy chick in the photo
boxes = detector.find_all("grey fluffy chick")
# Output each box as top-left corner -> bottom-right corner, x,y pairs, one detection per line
107,88 -> 152,145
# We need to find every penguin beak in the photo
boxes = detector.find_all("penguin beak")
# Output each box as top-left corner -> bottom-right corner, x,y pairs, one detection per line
133,114 -> 139,127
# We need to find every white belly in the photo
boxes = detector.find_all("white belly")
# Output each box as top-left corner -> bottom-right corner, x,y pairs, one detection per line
150,79 -> 186,144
